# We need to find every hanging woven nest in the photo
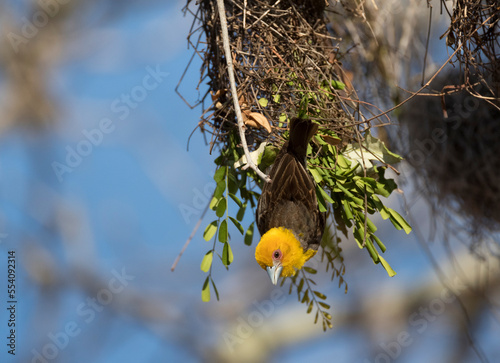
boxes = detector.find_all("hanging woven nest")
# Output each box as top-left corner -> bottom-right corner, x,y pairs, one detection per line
181,0 -> 365,154
444,0 -> 500,102
399,71 -> 500,233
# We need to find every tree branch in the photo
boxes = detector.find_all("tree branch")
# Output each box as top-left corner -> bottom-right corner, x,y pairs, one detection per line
171,198 -> 211,272
216,0 -> 271,183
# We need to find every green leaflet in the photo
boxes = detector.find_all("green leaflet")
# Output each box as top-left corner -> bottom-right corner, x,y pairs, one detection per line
200,251 -> 213,272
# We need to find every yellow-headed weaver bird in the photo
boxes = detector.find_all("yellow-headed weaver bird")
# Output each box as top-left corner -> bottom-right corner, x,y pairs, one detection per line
255,118 -> 326,284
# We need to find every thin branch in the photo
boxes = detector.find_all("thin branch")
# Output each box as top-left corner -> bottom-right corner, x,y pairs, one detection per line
216,0 -> 271,183
421,3 -> 433,86
248,0 -> 282,29
401,193 -> 491,363
363,45 -> 462,124
171,199 -> 211,272
365,11 -> 496,124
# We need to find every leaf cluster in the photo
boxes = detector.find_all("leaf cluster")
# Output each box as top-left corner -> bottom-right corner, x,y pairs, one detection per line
285,267 -> 333,331
200,142 -> 258,301
308,131 -> 411,277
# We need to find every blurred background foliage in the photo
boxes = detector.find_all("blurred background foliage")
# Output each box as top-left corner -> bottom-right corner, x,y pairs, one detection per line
0,1 -> 499,363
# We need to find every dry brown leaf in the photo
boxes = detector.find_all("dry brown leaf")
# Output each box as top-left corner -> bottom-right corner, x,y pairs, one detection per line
238,91 -> 247,105
211,89 -> 227,109
211,89 -> 226,101
241,110 -> 250,123
328,52 -> 335,64
244,119 -> 259,128
247,112 -> 271,133
322,135 -> 341,146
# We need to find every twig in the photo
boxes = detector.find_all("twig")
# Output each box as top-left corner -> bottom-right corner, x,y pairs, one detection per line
171,200 -> 211,272
216,0 -> 271,183
363,45 -> 462,124
400,193 -> 491,363
300,269 -> 332,329
243,0 -> 247,29
354,122 -> 368,248
421,3 -> 433,86
248,0 -> 282,29
365,10 -> 496,124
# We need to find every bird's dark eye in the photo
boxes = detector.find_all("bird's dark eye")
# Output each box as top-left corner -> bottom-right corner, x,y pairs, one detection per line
273,250 -> 282,259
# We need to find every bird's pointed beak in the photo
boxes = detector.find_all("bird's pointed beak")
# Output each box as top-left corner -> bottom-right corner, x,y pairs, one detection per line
266,265 -> 283,285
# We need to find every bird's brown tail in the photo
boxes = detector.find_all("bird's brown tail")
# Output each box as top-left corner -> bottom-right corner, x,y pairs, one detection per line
287,118 -> 318,160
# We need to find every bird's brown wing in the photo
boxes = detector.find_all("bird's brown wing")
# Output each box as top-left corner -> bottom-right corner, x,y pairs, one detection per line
257,147 -> 325,251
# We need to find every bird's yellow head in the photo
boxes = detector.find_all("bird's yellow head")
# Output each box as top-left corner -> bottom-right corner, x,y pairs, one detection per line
255,227 -> 316,285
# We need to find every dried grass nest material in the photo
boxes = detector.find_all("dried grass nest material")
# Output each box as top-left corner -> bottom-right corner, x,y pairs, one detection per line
444,0 -> 500,99
399,71 -> 500,231
182,0 -> 365,152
